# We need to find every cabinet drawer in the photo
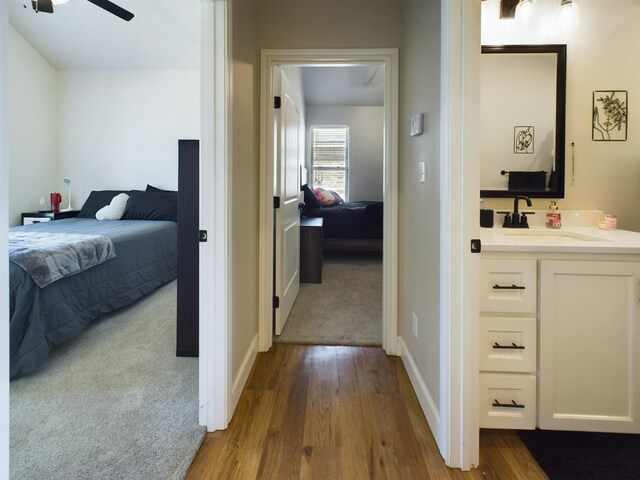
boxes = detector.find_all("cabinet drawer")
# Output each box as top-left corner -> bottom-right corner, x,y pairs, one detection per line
23,217 -> 52,225
479,317 -> 537,373
480,259 -> 537,313
479,373 -> 536,430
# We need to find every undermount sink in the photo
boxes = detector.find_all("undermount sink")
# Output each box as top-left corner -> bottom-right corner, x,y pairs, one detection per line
501,229 -> 610,243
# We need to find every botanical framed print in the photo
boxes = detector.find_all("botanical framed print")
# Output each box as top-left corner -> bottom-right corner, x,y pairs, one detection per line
593,90 -> 628,141
514,126 -> 534,154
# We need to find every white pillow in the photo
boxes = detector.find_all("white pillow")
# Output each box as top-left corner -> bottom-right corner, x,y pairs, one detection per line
96,193 -> 129,221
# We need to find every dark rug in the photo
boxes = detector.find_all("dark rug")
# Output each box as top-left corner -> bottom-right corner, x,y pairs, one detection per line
518,429 -> 640,480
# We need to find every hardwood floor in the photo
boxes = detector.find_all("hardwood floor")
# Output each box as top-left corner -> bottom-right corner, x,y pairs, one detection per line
186,344 -> 547,480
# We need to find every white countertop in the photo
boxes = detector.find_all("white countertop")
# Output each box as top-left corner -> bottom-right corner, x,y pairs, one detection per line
480,226 -> 640,254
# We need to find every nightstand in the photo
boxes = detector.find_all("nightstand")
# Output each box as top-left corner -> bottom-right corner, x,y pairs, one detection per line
21,210 -> 80,225
300,217 -> 323,283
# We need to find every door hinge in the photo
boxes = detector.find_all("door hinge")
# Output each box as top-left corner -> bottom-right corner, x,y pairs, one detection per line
199,230 -> 208,242
274,96 -> 282,109
470,239 -> 481,253
273,296 -> 280,309
274,196 -> 281,209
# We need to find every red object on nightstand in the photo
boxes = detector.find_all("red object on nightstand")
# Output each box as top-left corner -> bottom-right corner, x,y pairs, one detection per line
50,192 -> 62,212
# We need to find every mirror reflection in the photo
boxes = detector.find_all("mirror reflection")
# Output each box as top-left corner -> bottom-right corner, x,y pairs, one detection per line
480,45 -> 566,198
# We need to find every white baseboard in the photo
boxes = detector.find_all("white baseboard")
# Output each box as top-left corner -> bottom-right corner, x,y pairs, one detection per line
398,337 -> 441,448
230,334 -> 258,417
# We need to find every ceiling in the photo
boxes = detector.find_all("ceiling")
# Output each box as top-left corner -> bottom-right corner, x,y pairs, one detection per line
301,65 -> 384,107
8,0 -> 201,71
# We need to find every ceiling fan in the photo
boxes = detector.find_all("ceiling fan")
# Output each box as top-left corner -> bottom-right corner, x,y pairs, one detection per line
30,0 -> 134,21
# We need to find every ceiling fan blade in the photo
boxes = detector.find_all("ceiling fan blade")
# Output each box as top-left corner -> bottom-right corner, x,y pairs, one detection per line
31,0 -> 54,14
85,0 -> 134,21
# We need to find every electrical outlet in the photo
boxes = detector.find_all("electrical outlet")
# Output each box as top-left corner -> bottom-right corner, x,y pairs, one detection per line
412,312 -> 418,338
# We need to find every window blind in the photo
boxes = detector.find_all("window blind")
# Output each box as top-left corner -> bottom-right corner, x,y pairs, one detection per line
310,126 -> 349,199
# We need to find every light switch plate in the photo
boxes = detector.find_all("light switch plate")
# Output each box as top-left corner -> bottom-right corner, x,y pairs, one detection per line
419,161 -> 426,183
411,113 -> 424,137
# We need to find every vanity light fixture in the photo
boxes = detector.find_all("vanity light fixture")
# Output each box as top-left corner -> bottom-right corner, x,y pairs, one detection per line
51,0 -> 69,4
558,0 -> 579,27
516,0 -> 536,24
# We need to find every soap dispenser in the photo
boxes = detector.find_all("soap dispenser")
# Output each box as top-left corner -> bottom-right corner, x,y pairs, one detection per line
480,198 -> 494,228
546,201 -> 561,229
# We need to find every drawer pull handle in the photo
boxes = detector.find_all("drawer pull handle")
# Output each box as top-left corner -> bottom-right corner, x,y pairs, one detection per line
492,342 -> 525,350
492,399 -> 525,409
493,284 -> 525,290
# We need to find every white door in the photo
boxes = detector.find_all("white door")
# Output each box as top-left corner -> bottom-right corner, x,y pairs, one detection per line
539,260 -> 640,433
274,71 -> 302,335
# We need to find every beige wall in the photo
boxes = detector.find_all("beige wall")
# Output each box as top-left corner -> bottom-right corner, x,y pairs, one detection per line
398,0 -> 442,410
481,0 -> 640,231
231,0 -> 259,378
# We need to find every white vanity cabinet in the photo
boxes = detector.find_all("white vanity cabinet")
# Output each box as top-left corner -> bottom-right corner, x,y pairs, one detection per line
538,260 -> 640,433
478,259 -> 537,430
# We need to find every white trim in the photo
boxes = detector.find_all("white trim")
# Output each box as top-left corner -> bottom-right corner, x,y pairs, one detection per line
398,338 -> 440,437
230,335 -> 258,412
0,1 -> 10,478
258,49 -> 399,355
199,0 -> 230,431
439,0 -> 481,470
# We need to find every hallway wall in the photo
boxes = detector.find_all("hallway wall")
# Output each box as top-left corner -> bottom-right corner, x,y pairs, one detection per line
398,0 -> 442,426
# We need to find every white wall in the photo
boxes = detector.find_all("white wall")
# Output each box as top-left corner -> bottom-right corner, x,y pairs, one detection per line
305,106 -> 384,202
57,70 -> 200,206
480,53 -> 557,190
399,0 -> 442,414
481,0 -> 640,231
1,3 -> 10,479
8,25 -> 58,227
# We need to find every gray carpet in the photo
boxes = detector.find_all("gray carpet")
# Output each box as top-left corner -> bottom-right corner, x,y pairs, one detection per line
275,253 -> 382,346
10,280 -> 205,480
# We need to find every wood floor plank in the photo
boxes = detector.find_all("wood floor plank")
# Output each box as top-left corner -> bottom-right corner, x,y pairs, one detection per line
186,344 -> 547,480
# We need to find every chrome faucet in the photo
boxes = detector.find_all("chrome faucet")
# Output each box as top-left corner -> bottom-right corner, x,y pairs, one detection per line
502,196 -> 533,228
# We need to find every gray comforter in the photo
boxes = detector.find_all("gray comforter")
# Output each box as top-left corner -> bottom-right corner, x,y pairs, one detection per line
9,231 -> 115,288
10,218 -> 177,379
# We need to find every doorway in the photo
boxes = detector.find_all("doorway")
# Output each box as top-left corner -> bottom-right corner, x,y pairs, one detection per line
273,64 -> 385,347
258,49 -> 399,354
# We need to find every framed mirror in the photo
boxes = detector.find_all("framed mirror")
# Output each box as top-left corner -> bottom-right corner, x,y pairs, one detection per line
480,44 -> 566,198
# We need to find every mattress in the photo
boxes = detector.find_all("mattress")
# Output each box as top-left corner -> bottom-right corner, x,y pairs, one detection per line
10,218 -> 177,379
302,201 -> 383,239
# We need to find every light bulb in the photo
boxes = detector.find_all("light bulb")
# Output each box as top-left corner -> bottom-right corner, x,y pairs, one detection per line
516,0 -> 536,24
558,0 -> 579,28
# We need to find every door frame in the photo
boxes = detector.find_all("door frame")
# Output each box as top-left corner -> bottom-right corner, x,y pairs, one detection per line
199,0 -> 231,430
439,0 -> 481,469
257,49 -> 400,354
1,1 -> 10,478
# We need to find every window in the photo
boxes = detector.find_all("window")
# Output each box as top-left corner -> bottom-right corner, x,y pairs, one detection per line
310,126 -> 349,199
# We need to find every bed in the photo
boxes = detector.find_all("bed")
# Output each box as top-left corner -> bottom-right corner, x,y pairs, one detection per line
9,197 -> 178,379
302,201 -> 383,252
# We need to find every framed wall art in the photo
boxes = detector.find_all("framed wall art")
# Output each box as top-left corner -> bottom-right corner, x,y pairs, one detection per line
514,126 -> 534,154
593,90 -> 628,141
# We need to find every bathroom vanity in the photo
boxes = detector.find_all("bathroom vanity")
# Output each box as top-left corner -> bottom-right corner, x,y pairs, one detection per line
479,213 -> 640,434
